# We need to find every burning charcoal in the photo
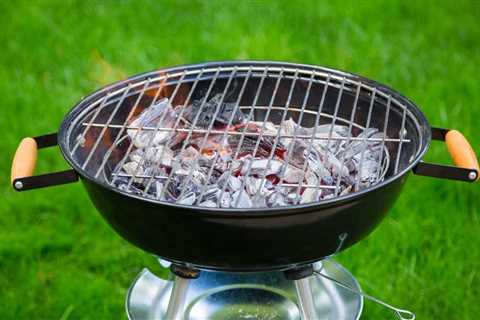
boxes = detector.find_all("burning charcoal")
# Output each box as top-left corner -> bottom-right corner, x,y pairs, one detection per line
199,200 -> 217,208
201,136 -> 232,160
359,150 -> 380,169
143,166 -> 166,180
251,197 -> 266,208
359,159 -> 381,184
310,144 -> 349,178
307,149 -> 333,179
244,177 -> 260,195
230,159 -> 244,173
183,94 -> 245,128
245,177 -> 268,196
278,184 -> 291,196
264,179 -> 275,191
127,99 -> 177,148
177,191 -> 196,205
202,186 -> 221,201
360,128 -> 381,138
264,122 -> 278,134
227,175 -> 242,191
305,169 -> 319,185
307,124 -> 351,155
115,99 -> 390,208
232,189 -> 253,208
176,173 -> 206,199
283,165 -> 305,183
287,192 -> 300,202
340,185 -> 352,196
228,134 -> 276,159
218,158 -> 234,173
145,145 -> 174,167
325,153 -> 350,178
123,161 -> 141,174
123,161 -> 145,183
178,146 -> 215,168
279,118 -> 311,149
130,148 -> 144,163
171,164 -> 189,176
322,175 -> 335,186
279,118 -> 296,148
285,141 -> 308,168
216,171 -> 230,189
219,192 -> 232,208
322,193 -> 335,200
227,122 -> 284,159
242,159 -> 283,176
252,121 -> 277,135
207,168 -> 224,183
194,169 -> 209,186
299,171 -> 321,204
166,174 -> 199,200
118,181 -> 144,196
179,146 -> 200,162
267,191 -> 287,207
167,131 -> 189,149
300,187 -> 320,204
313,131 -> 347,153
344,158 -> 358,173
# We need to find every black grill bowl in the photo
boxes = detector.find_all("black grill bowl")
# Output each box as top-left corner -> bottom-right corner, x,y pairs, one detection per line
82,170 -> 407,271
56,61 -> 429,271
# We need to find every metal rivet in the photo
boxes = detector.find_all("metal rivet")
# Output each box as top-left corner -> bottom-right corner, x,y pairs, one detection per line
468,171 -> 477,180
313,261 -> 324,272
14,181 -> 23,190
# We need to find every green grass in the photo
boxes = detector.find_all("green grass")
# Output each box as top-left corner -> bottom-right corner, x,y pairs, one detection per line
1,0 -> 479,319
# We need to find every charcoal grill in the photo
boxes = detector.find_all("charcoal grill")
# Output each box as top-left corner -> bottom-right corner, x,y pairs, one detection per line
11,61 -> 478,319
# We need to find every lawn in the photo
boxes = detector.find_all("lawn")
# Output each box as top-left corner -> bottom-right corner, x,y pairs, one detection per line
1,0 -> 479,319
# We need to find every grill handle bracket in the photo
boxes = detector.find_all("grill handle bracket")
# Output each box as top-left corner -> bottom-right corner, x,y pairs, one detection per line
413,127 -> 478,182
11,133 -> 78,191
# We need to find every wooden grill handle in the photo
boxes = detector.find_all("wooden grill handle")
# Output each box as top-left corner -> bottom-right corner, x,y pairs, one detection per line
11,137 -> 38,184
445,130 -> 479,181
11,133 -> 78,191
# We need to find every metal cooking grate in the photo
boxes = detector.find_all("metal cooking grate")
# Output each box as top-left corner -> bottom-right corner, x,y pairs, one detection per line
67,64 -> 415,208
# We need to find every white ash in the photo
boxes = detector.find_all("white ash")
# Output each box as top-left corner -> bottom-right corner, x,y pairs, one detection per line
127,98 -> 177,148
112,95 -> 389,208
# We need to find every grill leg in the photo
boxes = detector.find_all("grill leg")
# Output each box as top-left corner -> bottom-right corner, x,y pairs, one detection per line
165,265 -> 200,320
284,265 -> 317,320
165,276 -> 190,320
294,277 -> 317,320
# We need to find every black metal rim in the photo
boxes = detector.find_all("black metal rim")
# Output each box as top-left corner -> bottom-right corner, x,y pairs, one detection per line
58,60 -> 432,216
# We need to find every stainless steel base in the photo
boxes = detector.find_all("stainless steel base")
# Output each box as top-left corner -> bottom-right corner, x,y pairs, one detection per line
126,260 -> 363,320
